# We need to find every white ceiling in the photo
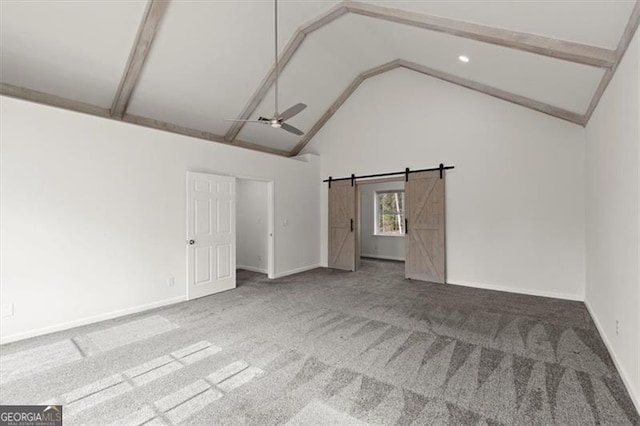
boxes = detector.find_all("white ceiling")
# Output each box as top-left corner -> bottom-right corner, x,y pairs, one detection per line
370,0 -> 635,49
126,0 -> 336,136
1,0 -> 636,153
0,0 -> 146,107
239,13 -> 607,151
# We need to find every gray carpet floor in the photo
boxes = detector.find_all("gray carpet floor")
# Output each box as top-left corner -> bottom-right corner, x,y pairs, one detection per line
1,259 -> 638,425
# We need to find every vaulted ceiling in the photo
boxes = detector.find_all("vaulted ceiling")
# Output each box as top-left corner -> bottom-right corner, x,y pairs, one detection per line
2,0 -> 639,157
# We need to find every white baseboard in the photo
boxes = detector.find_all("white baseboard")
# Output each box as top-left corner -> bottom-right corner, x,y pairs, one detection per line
584,298 -> 640,413
361,254 -> 405,262
446,279 -> 583,301
272,264 -> 320,279
0,296 -> 186,345
237,265 -> 267,274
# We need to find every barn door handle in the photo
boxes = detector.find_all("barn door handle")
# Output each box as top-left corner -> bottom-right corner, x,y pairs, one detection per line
405,218 -> 408,234
350,218 -> 354,232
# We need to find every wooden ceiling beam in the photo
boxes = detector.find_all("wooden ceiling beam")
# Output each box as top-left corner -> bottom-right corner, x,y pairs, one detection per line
583,0 -> 640,124
224,29 -> 306,143
6,1 -> 633,155
228,0 -> 616,146
290,59 -> 585,156
1,83 -> 291,158
360,59 -> 402,79
0,83 -> 110,118
345,1 -> 616,68
110,0 -> 169,118
398,59 -> 584,125
290,60 -> 401,156
122,114 -> 291,156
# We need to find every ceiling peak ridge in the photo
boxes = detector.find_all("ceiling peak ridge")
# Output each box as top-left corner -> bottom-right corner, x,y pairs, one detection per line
227,0 -> 616,145
343,1 -> 616,68
290,58 -> 586,156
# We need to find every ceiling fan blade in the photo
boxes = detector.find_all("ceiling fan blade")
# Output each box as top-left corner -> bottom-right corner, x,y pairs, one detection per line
224,118 -> 267,123
280,122 -> 304,136
278,103 -> 307,121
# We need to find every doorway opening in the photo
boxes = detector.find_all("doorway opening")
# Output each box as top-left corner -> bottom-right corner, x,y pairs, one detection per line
357,178 -> 406,269
328,169 -> 446,283
236,178 -> 275,279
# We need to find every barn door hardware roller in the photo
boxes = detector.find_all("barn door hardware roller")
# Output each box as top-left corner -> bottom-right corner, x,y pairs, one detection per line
322,163 -> 455,184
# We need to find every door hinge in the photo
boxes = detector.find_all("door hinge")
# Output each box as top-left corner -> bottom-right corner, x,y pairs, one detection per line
350,218 -> 354,232
405,218 -> 408,234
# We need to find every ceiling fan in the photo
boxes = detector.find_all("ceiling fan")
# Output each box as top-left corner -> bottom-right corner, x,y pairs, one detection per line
225,0 -> 306,136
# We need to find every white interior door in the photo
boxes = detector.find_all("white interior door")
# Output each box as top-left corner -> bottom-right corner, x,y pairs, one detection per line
187,171 -> 236,299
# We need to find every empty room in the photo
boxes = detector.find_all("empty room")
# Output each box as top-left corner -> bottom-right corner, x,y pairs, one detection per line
1,0 -> 639,425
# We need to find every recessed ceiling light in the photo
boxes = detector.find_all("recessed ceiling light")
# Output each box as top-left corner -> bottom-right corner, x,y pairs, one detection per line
458,55 -> 470,63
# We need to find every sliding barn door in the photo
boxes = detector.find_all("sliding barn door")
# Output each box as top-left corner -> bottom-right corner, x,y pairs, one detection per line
328,180 -> 356,271
405,171 -> 446,283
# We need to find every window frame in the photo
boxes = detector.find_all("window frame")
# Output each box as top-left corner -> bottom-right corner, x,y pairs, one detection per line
373,190 -> 406,237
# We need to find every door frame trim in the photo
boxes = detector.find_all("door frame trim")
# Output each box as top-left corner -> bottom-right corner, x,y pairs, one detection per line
355,177 -> 406,271
235,176 -> 276,279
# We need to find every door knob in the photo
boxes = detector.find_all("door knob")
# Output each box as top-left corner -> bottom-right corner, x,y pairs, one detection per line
188,239 -> 195,245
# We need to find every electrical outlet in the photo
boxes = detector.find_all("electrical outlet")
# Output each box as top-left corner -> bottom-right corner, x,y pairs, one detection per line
168,277 -> 175,287
616,320 -> 620,336
1,303 -> 14,318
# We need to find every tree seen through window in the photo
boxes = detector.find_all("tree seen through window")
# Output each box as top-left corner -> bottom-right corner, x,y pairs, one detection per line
376,191 -> 405,235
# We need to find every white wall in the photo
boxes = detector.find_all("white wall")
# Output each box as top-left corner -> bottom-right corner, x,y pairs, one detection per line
0,97 -> 321,343
359,181 -> 405,261
306,68 -> 586,300
584,31 -> 640,409
236,179 -> 268,273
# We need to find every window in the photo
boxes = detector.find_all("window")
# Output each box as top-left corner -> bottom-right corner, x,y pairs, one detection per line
375,191 -> 405,235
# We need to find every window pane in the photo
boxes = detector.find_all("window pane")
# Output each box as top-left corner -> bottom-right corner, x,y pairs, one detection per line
375,191 -> 405,235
